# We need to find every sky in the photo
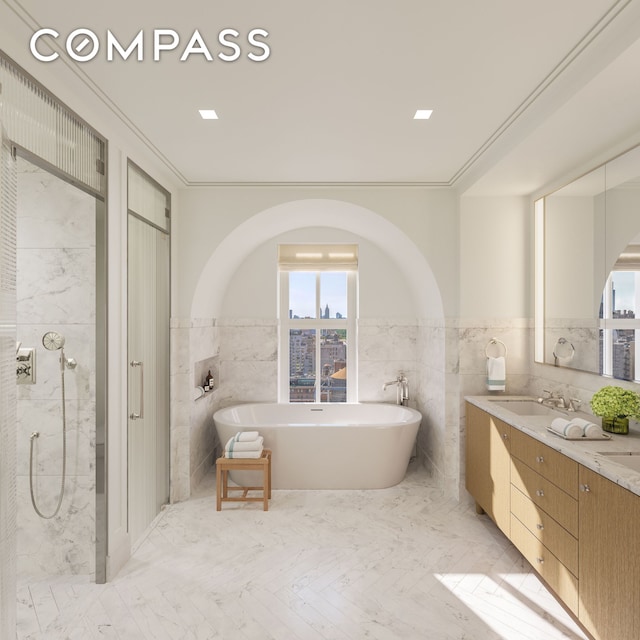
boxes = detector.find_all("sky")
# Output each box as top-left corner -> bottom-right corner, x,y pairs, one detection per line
289,272 -> 347,318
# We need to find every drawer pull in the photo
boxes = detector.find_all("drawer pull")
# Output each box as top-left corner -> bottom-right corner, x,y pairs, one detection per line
580,484 -> 591,493
536,455 -> 544,463
502,433 -> 508,440
536,557 -> 544,564
536,523 -> 544,530
536,489 -> 545,497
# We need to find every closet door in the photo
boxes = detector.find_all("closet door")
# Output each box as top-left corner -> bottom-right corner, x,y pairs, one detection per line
127,211 -> 170,546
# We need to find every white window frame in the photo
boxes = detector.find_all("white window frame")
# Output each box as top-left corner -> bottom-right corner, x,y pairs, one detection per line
600,270 -> 640,381
278,270 -> 357,403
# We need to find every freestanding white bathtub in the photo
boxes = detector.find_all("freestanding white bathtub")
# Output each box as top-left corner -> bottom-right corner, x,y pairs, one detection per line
213,402 -> 421,489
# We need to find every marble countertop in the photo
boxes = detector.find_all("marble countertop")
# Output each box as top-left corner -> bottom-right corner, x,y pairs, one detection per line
466,395 -> 640,498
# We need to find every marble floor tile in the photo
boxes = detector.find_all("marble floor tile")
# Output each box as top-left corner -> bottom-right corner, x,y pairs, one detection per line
17,462 -> 588,639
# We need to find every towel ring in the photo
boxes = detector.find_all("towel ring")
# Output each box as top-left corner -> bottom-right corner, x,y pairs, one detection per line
553,337 -> 575,362
485,337 -> 507,358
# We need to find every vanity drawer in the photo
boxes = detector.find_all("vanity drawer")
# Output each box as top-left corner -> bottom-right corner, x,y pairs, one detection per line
511,458 -> 578,537
510,484 -> 578,576
510,514 -> 579,615
510,428 -> 578,498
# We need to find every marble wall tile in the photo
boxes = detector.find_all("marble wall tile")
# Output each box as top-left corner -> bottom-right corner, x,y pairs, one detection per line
170,325 -> 190,376
217,360 -> 278,406
358,322 -> 418,363
189,320 -> 218,363
17,249 -> 95,325
218,325 -> 277,362
16,400 -> 95,477
16,159 -> 95,250
170,424 -> 190,504
16,475 -> 95,580
16,162 -> 96,579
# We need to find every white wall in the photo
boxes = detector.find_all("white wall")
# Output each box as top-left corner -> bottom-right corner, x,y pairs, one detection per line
176,187 -> 458,318
459,196 -> 530,319
221,226 -> 416,318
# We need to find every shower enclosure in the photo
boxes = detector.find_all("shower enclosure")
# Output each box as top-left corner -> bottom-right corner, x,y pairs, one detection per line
16,156 -> 102,578
0,51 -> 108,639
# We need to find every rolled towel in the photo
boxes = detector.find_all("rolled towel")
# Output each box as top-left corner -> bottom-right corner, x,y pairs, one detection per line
225,435 -> 264,453
234,431 -> 260,442
224,447 -> 263,459
568,418 -> 603,439
486,357 -> 506,391
549,417 -> 583,439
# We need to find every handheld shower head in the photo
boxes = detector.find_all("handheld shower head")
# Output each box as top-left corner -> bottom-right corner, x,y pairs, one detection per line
42,331 -> 65,351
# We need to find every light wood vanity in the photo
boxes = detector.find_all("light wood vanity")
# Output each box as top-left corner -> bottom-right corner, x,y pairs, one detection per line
466,397 -> 640,640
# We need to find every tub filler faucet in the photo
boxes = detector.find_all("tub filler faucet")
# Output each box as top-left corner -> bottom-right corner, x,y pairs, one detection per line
383,373 -> 409,406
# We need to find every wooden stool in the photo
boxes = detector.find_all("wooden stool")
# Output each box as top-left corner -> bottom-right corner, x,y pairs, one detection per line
216,449 -> 272,511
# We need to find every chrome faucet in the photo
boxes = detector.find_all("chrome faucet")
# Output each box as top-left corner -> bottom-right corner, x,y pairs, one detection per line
538,389 -> 567,409
383,373 -> 409,406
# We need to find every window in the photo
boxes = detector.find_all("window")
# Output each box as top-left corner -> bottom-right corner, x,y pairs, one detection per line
600,270 -> 640,381
278,244 -> 357,403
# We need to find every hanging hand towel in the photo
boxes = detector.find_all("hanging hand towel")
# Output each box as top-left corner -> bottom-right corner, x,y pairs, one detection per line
486,356 -> 506,391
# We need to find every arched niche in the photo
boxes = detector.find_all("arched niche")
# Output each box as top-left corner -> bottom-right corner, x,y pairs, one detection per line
190,199 -> 443,320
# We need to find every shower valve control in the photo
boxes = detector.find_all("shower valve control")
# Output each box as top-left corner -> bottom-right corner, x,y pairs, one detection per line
16,347 -> 36,384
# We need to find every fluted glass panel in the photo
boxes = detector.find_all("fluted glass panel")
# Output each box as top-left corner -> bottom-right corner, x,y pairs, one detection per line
0,125 -> 17,640
128,163 -> 169,230
0,53 -> 106,197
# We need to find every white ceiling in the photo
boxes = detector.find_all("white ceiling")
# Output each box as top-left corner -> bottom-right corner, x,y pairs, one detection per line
5,0 -> 640,192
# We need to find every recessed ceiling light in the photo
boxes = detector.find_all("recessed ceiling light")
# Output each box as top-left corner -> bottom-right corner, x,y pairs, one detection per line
414,109 -> 433,120
199,109 -> 219,120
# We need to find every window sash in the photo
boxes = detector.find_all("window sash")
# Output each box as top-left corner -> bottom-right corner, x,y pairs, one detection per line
279,269 -> 357,403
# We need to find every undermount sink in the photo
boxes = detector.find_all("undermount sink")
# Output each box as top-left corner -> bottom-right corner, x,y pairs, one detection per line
597,452 -> 640,473
491,399 -> 565,416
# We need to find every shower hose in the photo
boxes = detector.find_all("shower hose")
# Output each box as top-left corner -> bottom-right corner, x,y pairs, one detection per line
29,354 -> 67,519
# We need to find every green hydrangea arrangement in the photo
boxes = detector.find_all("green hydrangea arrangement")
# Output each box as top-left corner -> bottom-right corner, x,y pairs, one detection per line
590,385 -> 640,419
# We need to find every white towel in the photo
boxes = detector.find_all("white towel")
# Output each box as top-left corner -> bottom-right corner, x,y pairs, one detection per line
225,435 -> 264,453
486,356 -> 506,391
549,417 -> 603,439
549,418 -> 583,439
224,448 -> 263,459
567,418 -> 603,439
233,431 -> 260,442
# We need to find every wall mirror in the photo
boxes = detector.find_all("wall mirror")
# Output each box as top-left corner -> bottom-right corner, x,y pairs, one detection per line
536,143 -> 640,383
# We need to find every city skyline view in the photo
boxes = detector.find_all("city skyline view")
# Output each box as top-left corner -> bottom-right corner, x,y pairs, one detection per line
289,271 -> 347,319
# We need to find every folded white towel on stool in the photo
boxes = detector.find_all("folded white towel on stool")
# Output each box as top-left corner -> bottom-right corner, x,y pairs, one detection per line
550,418 -> 584,439
224,447 -> 263,459
486,356 -> 506,391
225,435 -> 264,453
233,431 -> 260,442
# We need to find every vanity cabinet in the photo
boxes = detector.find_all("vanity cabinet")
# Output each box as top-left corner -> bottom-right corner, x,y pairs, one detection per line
465,403 -> 511,535
578,466 -> 640,640
509,428 -> 579,614
466,402 -> 640,640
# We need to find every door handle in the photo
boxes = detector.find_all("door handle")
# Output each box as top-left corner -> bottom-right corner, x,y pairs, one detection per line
130,360 -> 144,420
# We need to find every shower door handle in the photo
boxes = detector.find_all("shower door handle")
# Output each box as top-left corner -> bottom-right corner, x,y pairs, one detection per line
129,360 -> 144,420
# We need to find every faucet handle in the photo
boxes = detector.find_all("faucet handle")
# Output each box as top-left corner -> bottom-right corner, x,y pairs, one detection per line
568,398 -> 581,412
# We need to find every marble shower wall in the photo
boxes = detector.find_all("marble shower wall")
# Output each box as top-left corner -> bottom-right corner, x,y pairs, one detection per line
16,160 -> 96,579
